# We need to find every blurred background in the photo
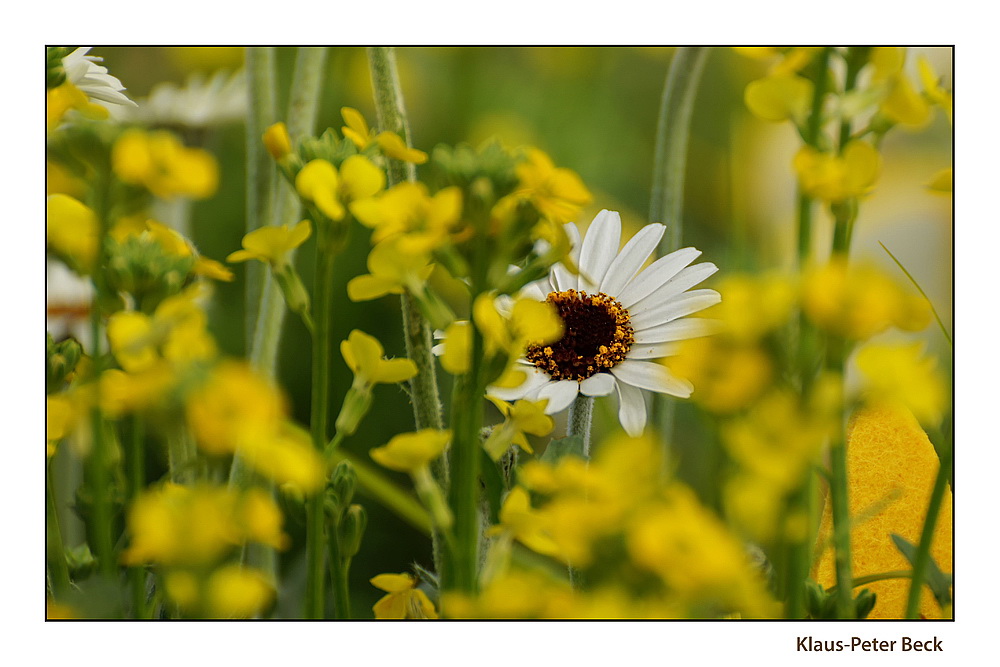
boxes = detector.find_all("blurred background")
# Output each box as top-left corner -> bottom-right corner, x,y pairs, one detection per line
59,46 -> 953,616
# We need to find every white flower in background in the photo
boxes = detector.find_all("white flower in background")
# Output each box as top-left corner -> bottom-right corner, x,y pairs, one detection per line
490,210 -> 721,436
111,69 -> 246,128
61,47 -> 137,108
47,259 -> 94,349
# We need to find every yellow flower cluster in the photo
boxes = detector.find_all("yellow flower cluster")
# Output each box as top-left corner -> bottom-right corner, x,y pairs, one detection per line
802,257 -> 931,340
112,128 -> 219,200
447,433 -> 779,618
123,483 -> 286,618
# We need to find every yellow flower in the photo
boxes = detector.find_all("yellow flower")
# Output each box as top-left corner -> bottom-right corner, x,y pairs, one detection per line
205,565 -> 275,619
793,141 -> 880,202
664,337 -> 773,414
341,107 -> 375,149
917,56 -> 952,123
47,81 -> 108,132
856,342 -> 947,426
295,156 -> 385,221
474,293 -> 564,357
370,429 -> 450,474
227,220 -> 312,268
238,425 -> 326,494
122,484 -> 289,567
484,397 -> 553,457
490,486 -> 560,556
112,129 -> 219,200
340,329 -> 418,389
185,361 -> 287,456
46,194 -> 99,274
375,131 -> 428,164
262,122 -> 292,160
927,168 -> 952,193
439,321 -> 471,375
370,573 -> 438,619
744,74 -> 814,123
813,404 -> 952,619
99,364 -> 176,417
801,258 -> 931,340
881,73 -> 932,128
512,148 -> 592,224
350,181 -> 463,244
346,234 -> 436,302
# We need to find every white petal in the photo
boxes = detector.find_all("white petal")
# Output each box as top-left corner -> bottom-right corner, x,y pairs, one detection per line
550,223 -> 581,292
628,263 -> 719,313
599,223 -> 665,297
629,289 -> 722,331
627,342 -> 681,360
634,318 -> 722,344
431,343 -> 446,356
579,373 -> 616,397
487,365 -> 551,401
521,281 -> 547,301
537,379 -> 581,413
611,359 -> 693,397
615,379 -> 647,437
617,247 -> 702,308
577,210 -> 621,293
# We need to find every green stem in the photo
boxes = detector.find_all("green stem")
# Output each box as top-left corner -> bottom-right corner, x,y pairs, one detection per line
828,570 -> 913,592
367,46 -> 448,577
825,335 -> 854,619
45,460 -> 71,598
126,416 -> 148,618
304,231 -> 336,619
648,47 -> 710,453
244,47 -> 278,353
327,525 -> 352,619
567,395 -> 594,458
904,434 -> 953,618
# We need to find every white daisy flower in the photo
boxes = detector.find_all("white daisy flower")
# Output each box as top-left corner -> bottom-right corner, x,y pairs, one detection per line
110,69 -> 246,128
61,47 -> 137,108
489,209 -> 720,437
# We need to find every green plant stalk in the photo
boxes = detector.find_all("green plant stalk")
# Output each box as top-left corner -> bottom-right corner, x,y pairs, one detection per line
825,335 -> 854,619
244,47 -> 277,351
126,415 -> 147,618
827,569 -> 913,592
86,170 -> 115,577
328,449 -> 432,535
879,241 -> 953,346
904,434 -> 953,618
45,460 -> 71,598
567,395 -> 595,458
304,232 -> 337,619
648,46 -> 710,455
327,525 -> 352,619
367,46 -> 448,577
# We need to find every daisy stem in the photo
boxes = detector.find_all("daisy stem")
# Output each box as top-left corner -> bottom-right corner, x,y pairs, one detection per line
648,46 -> 710,457
367,46 -> 449,575
567,395 -> 595,458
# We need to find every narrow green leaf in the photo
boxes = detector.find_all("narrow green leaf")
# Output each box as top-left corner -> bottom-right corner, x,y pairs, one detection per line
879,241 -> 952,346
540,435 -> 585,464
890,533 -> 953,607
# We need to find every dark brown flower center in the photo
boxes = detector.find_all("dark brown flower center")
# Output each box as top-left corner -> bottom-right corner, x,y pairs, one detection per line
525,289 -> 634,381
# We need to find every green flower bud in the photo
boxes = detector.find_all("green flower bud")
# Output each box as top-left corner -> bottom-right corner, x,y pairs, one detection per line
854,589 -> 877,620
337,504 -> 367,559
330,460 -> 357,510
335,387 -> 373,436
274,266 -> 312,320
47,333 -> 83,394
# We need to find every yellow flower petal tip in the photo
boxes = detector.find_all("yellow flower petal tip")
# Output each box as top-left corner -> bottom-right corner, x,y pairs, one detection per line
813,404 -> 952,619
262,122 -> 292,160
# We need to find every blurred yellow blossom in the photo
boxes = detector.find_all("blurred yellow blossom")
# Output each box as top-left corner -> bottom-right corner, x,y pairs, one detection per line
802,258 -> 931,339
370,573 -> 438,619
227,220 -> 312,268
346,234 -> 436,301
665,337 -> 772,414
47,81 -> 109,131
744,74 -> 814,123
112,128 -> 219,199
793,141 -> 880,202
927,168 -> 952,193
262,122 -> 292,160
917,56 -> 952,123
341,107 -> 374,149
46,194 -> 99,275
205,565 -> 275,619
375,132 -> 428,164
856,341 -> 947,426
122,483 -> 289,567
238,425 -> 326,494
185,361 -> 286,457
813,404 -> 952,618
511,148 -> 592,224
489,486 -> 560,556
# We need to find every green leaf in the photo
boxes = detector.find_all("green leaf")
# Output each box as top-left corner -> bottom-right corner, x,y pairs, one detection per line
540,435 -> 585,464
890,533 -> 953,607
